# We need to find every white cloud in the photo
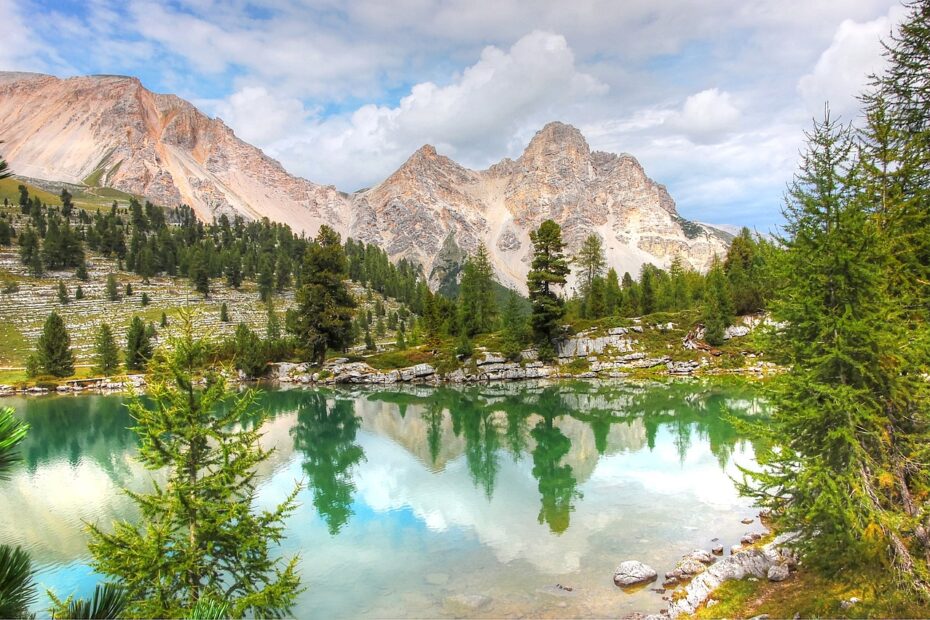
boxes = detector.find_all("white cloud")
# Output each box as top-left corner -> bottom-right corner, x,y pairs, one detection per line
798,6 -> 905,119
671,88 -> 741,144
205,87 -> 310,145
257,31 -> 607,190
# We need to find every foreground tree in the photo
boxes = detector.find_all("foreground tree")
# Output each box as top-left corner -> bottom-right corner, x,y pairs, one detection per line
0,407 -> 35,619
87,314 -> 302,617
527,220 -> 570,355
290,226 -> 356,365
740,110 -> 930,597
575,233 -> 606,317
36,311 -> 75,377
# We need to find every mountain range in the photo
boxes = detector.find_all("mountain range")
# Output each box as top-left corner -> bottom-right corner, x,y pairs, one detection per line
0,71 -> 730,291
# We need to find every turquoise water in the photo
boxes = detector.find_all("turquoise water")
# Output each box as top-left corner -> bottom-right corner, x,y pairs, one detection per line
0,380 -> 768,618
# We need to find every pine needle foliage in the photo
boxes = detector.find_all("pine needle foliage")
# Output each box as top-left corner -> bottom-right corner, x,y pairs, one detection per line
86,311 -> 303,618
739,109 -> 930,598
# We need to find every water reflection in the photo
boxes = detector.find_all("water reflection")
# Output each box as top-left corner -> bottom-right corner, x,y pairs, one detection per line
0,379 -> 768,618
290,393 -> 365,535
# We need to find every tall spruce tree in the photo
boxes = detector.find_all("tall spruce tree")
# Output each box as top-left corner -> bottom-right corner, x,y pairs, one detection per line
36,311 -> 74,377
740,109 -> 930,596
290,226 -> 356,365
500,289 -> 528,360
86,314 -> 302,617
459,244 -> 497,336
92,323 -> 120,376
106,273 -> 119,301
125,316 -> 153,371
527,220 -> 570,353
701,259 -> 733,346
575,233 -> 606,316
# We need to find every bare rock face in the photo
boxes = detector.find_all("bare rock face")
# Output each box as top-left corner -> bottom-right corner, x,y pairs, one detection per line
0,72 -> 349,236
351,121 -> 730,291
0,73 -> 729,290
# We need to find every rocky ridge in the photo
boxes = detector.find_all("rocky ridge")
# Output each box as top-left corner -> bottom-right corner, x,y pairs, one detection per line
0,72 -> 730,292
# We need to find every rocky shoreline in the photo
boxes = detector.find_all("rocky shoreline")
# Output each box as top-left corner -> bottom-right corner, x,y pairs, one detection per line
615,516 -> 798,619
0,319 -> 780,397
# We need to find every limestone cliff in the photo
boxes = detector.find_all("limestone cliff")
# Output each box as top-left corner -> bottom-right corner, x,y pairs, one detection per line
0,72 -> 347,233
0,72 -> 729,291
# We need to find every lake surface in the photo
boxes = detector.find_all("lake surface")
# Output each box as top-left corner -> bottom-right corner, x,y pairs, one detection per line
0,379 -> 768,618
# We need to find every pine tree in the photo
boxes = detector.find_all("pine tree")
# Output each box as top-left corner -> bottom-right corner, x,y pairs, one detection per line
701,259 -> 733,346
92,323 -> 120,376
290,226 -> 356,365
575,233 -> 606,316
459,244 -> 497,336
604,268 -> 622,316
75,285 -> 84,300
160,312 -> 168,328
75,258 -> 89,281
266,300 -> 281,341
220,302 -> 230,323
36,311 -> 75,377
18,227 -> 43,277
639,265 -> 656,315
125,316 -> 153,371
725,228 -> 765,314
57,280 -> 69,304
140,292 -> 150,306
124,282 -> 133,297
0,404 -> 36,619
257,255 -> 275,302
740,109 -> 930,596
106,273 -> 119,301
233,323 -> 267,378
364,326 -> 376,352
500,289 -> 527,360
86,314 -> 301,617
527,220 -> 570,353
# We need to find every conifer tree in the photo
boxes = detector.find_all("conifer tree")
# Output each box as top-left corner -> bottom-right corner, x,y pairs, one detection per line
106,273 -> 119,301
527,220 -> 570,353
125,316 -> 153,371
639,265 -> 656,315
500,289 -> 527,360
266,300 -> 281,341
701,259 -> 733,346
75,258 -> 89,282
604,268 -> 622,316
740,109 -> 930,596
160,312 -> 168,328
75,285 -> 84,300
18,227 -> 43,277
87,314 -> 301,617
459,244 -> 497,335
233,323 -> 267,378
0,404 -> 36,619
36,311 -> 74,377
290,226 -> 356,365
92,323 -> 120,376
140,292 -> 150,306
364,327 -> 376,352
575,233 -> 606,316
57,280 -> 69,304
220,302 -> 229,323
124,282 -> 133,297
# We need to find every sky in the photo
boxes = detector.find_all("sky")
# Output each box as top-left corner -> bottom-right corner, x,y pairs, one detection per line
0,0 -> 907,230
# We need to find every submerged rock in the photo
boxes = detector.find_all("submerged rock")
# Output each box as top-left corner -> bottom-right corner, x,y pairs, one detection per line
613,560 -> 658,587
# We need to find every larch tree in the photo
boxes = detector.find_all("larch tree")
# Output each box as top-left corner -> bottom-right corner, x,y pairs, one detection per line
87,313 -> 302,617
739,108 -> 930,597
575,233 -> 606,317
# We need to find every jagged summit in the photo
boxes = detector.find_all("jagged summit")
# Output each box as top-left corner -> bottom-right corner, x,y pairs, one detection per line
0,71 -> 728,292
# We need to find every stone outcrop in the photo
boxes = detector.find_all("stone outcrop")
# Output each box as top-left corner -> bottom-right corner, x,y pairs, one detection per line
667,534 -> 797,618
0,72 -> 730,292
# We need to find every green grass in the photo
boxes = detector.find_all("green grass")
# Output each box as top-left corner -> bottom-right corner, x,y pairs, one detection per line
364,347 -> 437,370
82,167 -> 105,187
0,177 -> 61,207
691,569 -> 930,619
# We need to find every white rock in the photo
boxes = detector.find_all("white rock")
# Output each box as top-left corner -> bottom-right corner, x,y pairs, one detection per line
613,560 -> 658,587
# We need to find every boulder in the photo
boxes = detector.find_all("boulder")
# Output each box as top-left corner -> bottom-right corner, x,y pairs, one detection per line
613,560 -> 658,587
687,549 -> 716,565
767,564 -> 789,582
